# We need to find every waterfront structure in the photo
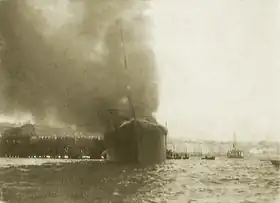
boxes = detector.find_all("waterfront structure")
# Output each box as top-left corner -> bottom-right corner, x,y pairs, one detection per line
0,124 -> 105,159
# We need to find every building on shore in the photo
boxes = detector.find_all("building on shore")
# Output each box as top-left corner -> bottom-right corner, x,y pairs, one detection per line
0,124 -> 105,159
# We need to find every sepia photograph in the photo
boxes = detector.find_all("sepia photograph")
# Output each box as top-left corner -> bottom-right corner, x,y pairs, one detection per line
0,0 -> 279,202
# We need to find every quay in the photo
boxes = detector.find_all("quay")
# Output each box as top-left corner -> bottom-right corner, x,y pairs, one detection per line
0,124 -> 105,159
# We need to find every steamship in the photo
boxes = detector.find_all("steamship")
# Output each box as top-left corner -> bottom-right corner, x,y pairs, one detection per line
227,132 -> 244,159
102,21 -> 168,164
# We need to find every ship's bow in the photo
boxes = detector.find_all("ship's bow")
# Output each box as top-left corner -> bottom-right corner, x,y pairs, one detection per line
104,119 -> 168,164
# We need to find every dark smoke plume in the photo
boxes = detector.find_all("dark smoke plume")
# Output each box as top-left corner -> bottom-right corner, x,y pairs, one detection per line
0,0 -> 159,132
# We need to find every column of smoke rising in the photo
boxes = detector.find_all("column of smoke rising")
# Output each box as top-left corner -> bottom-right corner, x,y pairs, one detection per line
0,0 -> 159,132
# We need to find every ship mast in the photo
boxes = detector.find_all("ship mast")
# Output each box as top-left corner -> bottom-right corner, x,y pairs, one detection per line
117,20 -> 136,120
233,131 -> 237,149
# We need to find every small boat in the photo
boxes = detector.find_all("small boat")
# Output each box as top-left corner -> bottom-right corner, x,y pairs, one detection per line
270,160 -> 280,168
181,147 -> 190,159
201,143 -> 215,160
227,132 -> 244,159
166,149 -> 189,160
180,152 -> 190,160
201,155 -> 215,160
269,142 -> 280,168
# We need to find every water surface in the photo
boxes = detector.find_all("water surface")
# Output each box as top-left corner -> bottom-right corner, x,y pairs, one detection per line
0,157 -> 279,203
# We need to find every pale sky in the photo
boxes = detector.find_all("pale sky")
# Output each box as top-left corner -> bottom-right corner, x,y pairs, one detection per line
152,0 -> 280,141
1,0 -> 280,141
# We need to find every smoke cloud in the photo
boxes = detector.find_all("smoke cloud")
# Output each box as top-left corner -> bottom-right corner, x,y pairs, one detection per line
0,0 -> 159,132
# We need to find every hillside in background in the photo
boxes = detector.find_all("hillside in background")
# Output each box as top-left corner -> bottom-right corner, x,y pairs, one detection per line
167,137 -> 279,156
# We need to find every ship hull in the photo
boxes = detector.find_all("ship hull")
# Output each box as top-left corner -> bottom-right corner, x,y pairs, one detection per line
227,149 -> 244,159
104,120 -> 167,164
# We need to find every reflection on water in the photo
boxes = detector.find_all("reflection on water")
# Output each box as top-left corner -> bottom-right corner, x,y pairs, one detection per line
0,157 -> 279,203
